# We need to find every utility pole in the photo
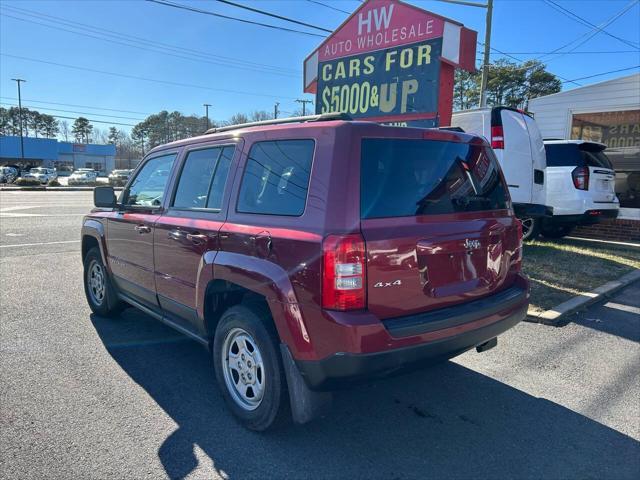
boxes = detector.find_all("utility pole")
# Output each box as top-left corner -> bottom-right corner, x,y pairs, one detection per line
295,99 -> 313,116
203,103 -> 212,130
11,78 -> 26,161
437,0 -> 492,107
274,102 -> 280,119
479,0 -> 493,107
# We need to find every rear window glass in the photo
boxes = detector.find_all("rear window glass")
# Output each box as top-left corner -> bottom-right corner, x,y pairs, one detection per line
237,140 -> 314,216
545,143 -> 613,169
361,139 -> 509,219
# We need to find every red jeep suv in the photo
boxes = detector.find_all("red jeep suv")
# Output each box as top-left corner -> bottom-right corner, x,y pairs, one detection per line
82,114 -> 529,430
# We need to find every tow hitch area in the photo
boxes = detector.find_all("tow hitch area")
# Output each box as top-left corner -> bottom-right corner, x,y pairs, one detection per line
476,337 -> 498,353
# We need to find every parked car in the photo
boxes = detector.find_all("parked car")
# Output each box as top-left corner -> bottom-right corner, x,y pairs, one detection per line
541,140 -> 619,238
108,169 -> 133,186
82,114 -> 529,431
450,107 -> 552,240
0,166 -> 19,184
23,167 -> 57,184
68,169 -> 98,186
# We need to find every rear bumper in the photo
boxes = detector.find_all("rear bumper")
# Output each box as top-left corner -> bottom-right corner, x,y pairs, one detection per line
296,280 -> 529,390
548,208 -> 618,226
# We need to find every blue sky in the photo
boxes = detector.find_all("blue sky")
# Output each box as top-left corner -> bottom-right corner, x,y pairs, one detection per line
1,0 -> 639,133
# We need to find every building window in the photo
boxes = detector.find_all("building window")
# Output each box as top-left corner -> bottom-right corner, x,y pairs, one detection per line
571,110 -> 640,208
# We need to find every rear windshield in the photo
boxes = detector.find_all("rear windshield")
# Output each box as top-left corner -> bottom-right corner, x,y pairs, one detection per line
361,139 -> 509,219
545,143 -> 613,169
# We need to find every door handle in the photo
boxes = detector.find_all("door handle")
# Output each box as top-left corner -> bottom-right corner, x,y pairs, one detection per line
186,233 -> 208,245
135,224 -> 151,234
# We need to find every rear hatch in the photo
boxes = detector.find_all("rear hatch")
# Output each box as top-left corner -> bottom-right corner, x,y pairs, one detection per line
546,143 -> 616,203
360,136 -> 521,320
581,143 -> 616,203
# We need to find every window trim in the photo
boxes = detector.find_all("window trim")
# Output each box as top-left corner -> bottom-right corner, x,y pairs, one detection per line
168,143 -> 237,213
235,138 -> 316,217
121,151 -> 179,211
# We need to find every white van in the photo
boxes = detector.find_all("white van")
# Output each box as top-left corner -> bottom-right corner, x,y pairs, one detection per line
450,107 -> 551,239
541,140 -> 619,238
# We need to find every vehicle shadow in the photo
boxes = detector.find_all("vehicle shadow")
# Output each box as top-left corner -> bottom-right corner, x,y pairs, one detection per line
91,309 -> 640,480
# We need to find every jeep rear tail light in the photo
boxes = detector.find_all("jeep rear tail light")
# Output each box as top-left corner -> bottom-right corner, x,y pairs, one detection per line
491,126 -> 504,149
572,166 -> 589,190
322,234 -> 366,310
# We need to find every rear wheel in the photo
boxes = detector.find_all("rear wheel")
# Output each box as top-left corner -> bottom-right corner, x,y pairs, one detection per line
541,224 -> 574,239
83,247 -> 123,316
213,303 -> 289,431
520,217 -> 540,241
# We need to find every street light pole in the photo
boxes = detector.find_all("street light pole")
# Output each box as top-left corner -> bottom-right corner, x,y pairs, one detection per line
203,103 -> 212,130
274,102 -> 280,119
11,78 -> 26,161
479,0 -> 493,107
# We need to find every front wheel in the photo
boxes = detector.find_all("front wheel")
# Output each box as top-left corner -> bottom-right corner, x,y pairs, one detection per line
213,303 -> 289,431
520,217 -> 540,241
83,247 -> 123,316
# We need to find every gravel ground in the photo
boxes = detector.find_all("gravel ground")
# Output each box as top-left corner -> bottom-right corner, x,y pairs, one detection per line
1,191 -> 639,480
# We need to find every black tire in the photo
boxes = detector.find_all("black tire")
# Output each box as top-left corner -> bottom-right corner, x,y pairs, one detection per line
213,302 -> 289,431
83,247 -> 123,316
541,224 -> 574,239
520,217 -> 540,241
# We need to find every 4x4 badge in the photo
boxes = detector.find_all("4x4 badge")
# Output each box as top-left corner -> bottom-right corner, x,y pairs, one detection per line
374,280 -> 402,288
464,238 -> 481,250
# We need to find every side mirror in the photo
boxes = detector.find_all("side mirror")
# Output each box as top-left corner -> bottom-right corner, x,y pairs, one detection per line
94,186 -> 117,208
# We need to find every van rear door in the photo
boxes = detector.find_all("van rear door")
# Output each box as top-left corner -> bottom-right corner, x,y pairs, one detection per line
522,113 -> 547,206
359,137 -> 521,320
498,109 -> 534,204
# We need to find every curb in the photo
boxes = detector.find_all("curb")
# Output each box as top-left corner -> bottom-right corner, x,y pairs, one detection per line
526,269 -> 640,325
0,186 -> 124,191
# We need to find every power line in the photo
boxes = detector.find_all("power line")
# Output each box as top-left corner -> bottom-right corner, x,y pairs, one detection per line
0,6 -> 300,77
481,50 -> 638,55
537,0 -> 639,62
0,96 -> 152,115
561,65 -> 640,83
214,0 -> 332,33
543,0 -> 639,50
306,0 -> 351,15
145,0 -> 325,38
2,4 -> 300,74
0,53 -> 298,100
477,41 -> 582,86
0,102 -> 146,121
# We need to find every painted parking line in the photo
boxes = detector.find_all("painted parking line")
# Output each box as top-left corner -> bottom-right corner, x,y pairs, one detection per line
0,240 -> 80,248
604,301 -> 640,315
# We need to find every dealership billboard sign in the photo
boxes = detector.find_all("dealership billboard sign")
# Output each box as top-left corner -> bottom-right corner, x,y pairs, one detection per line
304,0 -> 477,127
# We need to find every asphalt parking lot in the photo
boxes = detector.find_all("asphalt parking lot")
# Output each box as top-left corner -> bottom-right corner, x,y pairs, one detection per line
1,191 -> 639,480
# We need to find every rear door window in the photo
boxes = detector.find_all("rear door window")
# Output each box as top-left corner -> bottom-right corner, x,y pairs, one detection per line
361,139 -> 509,219
545,143 -> 613,169
237,140 -> 314,216
173,145 -> 236,210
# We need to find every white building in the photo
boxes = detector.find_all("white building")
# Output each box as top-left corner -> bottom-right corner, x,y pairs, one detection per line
528,73 -> 640,208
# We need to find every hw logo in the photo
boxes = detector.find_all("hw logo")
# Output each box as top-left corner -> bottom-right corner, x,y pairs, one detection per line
358,4 -> 394,34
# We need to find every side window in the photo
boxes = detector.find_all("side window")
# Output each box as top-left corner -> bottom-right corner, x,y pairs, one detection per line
237,140 -> 314,216
125,153 -> 176,207
172,145 -> 236,210
173,148 -> 222,209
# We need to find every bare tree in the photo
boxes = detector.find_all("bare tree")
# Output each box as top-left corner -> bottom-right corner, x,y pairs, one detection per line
59,120 -> 70,142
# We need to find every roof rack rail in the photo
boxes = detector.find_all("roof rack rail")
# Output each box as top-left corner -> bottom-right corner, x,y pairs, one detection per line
205,112 -> 352,134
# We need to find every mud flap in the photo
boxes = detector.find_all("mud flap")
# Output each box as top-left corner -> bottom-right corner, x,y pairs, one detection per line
280,345 -> 332,424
